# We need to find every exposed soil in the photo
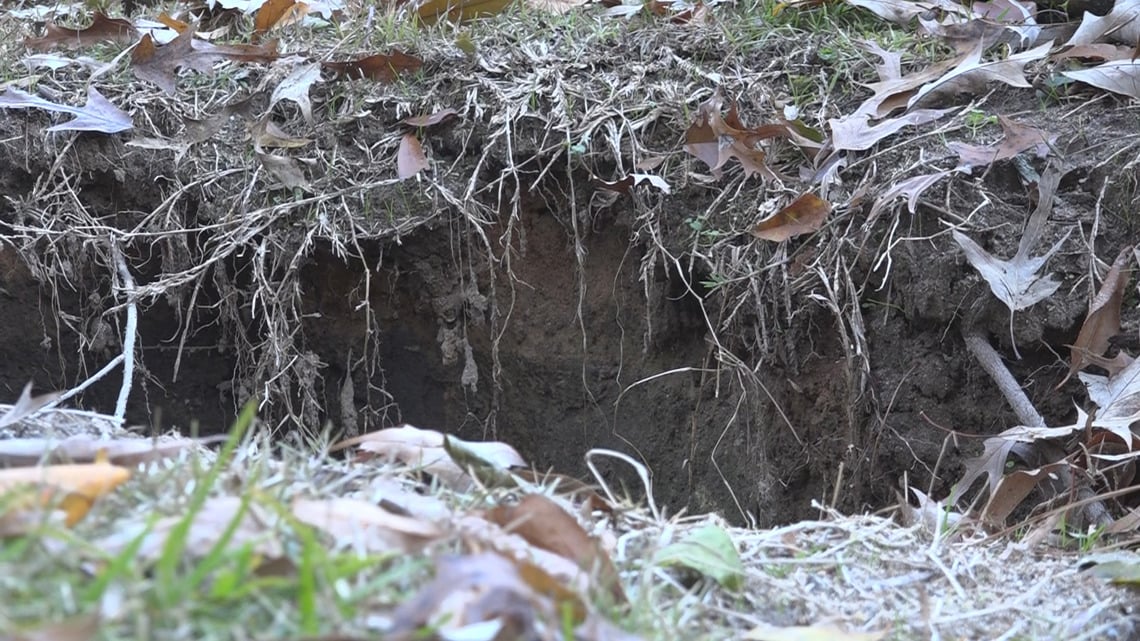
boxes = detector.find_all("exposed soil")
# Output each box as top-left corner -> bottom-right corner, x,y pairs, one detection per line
1,15 -> 1138,529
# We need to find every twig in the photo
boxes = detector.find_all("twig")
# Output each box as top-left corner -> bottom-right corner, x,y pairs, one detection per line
111,240 -> 137,424
961,325 -> 1044,428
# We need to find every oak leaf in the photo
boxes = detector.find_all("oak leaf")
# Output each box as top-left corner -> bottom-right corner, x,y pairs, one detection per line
952,169 -> 1068,355
131,27 -> 278,94
24,12 -> 137,51
1059,245 -> 1135,388
0,86 -> 132,133
1062,61 -> 1140,101
321,51 -> 423,82
949,116 -> 1056,170
750,193 -> 831,242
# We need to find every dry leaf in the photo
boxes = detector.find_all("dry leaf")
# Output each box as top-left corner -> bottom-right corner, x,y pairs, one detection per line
131,28 -> 278,95
321,51 -> 423,82
292,497 -> 442,552
388,552 -> 578,639
979,462 -> 1068,526
1051,43 -> 1136,63
257,151 -> 310,189
1080,356 -> 1140,447
867,170 -> 953,223
331,424 -> 526,490
0,459 -> 130,533
0,382 -> 61,428
750,193 -> 832,242
254,0 -> 309,41
683,94 -> 796,180
486,494 -> 625,602
416,0 -> 516,24
0,86 -> 132,134
397,134 -> 429,179
852,40 -> 1050,119
268,62 -> 321,125
24,12 -> 137,51
0,435 -> 201,467
829,108 -> 953,152
1063,60 -> 1140,100
99,496 -> 285,562
402,108 -> 460,127
952,168 -> 1068,355
1066,0 -> 1140,47
250,116 -> 312,149
594,173 -> 671,195
1059,245 -> 1134,388
950,116 -> 1056,170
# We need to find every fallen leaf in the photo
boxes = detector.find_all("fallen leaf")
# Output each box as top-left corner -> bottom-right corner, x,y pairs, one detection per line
1051,43 -> 1136,63
683,94 -> 796,180
257,151 -> 310,189
99,496 -> 285,562
979,462 -> 1069,526
949,116 -> 1056,170
0,86 -> 132,134
416,0 -> 515,24
321,51 -> 423,82
1066,0 -> 1140,46
867,170 -> 953,223
1081,356 -> 1140,447
254,0 -> 309,41
829,108 -> 953,152
1059,245 -> 1134,388
486,494 -> 625,602
653,523 -> 743,591
0,382 -> 61,428
953,437 -> 1018,498
24,12 -> 137,51
388,552 -> 581,639
896,485 -> 964,535
1062,60 -> 1140,100
397,133 -> 429,179
0,459 -> 130,532
852,40 -> 1050,119
131,28 -> 278,95
250,117 -> 312,149
593,173 -> 671,195
292,497 -> 442,552
268,62 -> 321,125
906,40 -> 1052,110
0,434 -> 202,467
750,193 -> 831,242
403,108 -> 460,127
952,168 -> 1069,355
331,424 -> 526,490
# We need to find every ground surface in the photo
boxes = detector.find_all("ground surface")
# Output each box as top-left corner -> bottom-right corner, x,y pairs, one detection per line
3,0 -> 1140,637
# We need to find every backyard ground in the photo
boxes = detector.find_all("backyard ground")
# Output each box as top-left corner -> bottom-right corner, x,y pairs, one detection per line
2,0 -> 1140,638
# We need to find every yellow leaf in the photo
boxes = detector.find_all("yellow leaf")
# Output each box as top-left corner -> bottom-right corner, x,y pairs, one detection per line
0,461 -> 130,531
